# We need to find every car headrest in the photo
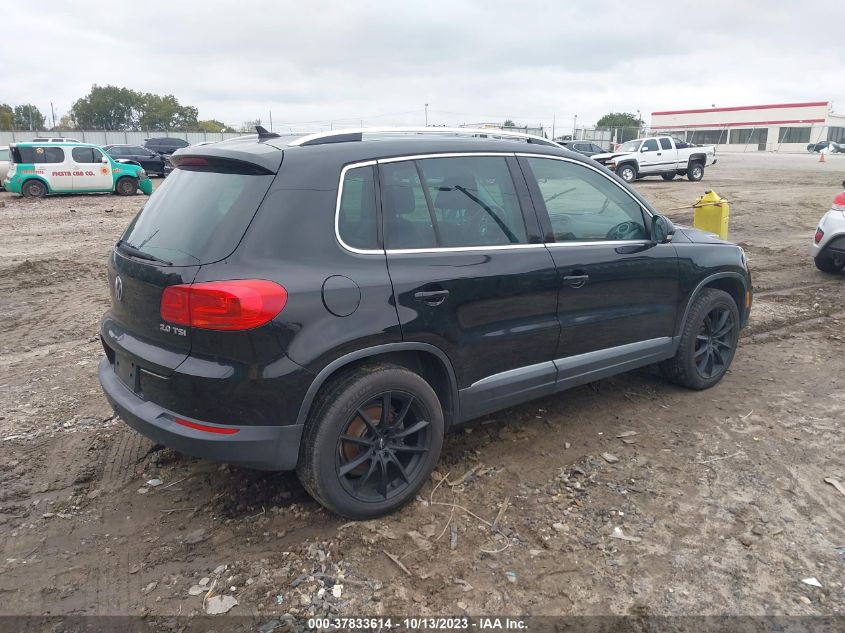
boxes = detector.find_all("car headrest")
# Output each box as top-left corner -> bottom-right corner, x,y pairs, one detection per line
384,183 -> 414,215
435,184 -> 474,211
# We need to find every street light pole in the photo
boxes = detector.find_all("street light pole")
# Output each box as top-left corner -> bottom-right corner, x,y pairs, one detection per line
425,103 -> 429,127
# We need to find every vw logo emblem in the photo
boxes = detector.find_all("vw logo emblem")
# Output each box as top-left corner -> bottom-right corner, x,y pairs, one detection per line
114,275 -> 124,302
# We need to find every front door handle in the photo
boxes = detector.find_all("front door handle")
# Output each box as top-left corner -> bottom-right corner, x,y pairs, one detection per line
563,274 -> 589,289
414,289 -> 450,306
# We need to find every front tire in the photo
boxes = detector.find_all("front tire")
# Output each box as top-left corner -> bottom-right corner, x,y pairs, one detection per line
297,364 -> 444,519
617,164 -> 637,183
814,254 -> 845,274
687,162 -> 704,181
21,179 -> 47,198
115,177 -> 138,196
661,288 -> 739,390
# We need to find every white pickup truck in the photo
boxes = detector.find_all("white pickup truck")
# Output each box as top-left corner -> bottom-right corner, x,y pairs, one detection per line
590,136 -> 717,183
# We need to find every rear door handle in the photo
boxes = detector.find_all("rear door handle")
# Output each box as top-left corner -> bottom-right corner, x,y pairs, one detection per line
563,274 -> 589,289
414,289 -> 449,306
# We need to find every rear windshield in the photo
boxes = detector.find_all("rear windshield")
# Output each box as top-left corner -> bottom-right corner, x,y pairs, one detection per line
120,168 -> 274,266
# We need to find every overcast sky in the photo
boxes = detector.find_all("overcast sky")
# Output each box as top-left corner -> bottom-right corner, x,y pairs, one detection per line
4,1 -> 844,133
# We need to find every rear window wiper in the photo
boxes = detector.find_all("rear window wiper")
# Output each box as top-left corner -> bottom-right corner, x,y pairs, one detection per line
115,240 -> 172,266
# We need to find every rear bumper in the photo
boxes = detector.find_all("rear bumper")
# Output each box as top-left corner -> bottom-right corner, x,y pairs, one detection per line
98,358 -> 303,470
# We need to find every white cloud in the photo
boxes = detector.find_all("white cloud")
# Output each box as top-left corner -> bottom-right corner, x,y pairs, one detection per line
3,0 -> 843,131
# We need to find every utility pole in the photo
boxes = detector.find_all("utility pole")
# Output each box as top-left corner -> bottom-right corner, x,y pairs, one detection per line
425,103 -> 429,127
551,114 -> 556,140
50,102 -> 56,129
269,110 -> 273,132
572,114 -> 577,139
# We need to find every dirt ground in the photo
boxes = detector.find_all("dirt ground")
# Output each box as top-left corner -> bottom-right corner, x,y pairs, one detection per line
0,153 -> 843,624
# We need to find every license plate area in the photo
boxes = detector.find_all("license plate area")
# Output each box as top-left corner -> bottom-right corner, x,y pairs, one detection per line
114,353 -> 140,392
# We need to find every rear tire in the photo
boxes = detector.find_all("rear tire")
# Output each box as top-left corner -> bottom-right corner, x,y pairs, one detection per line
115,177 -> 138,196
661,173 -> 676,181
661,288 -> 739,390
617,164 -> 637,183
21,179 -> 47,198
297,364 -> 444,519
687,162 -> 704,181
814,254 -> 845,274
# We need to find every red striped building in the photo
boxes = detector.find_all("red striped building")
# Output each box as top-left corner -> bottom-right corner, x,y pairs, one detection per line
650,101 -> 845,151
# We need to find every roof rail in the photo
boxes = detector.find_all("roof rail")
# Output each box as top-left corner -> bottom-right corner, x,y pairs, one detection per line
288,126 -> 559,148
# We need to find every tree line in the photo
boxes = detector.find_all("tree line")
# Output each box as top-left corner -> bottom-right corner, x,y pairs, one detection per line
0,85 -> 237,133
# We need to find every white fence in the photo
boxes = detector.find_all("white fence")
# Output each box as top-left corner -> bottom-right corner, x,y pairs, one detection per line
0,130 -> 248,146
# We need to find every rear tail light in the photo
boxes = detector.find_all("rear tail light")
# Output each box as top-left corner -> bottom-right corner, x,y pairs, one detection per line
161,280 -> 287,330
815,228 -> 824,244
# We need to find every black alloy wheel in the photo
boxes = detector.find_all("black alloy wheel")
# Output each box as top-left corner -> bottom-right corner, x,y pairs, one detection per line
660,288 -> 739,390
336,391 -> 430,502
694,305 -> 735,379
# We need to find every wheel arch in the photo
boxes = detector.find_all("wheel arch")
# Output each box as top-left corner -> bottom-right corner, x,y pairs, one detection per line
21,175 -> 51,193
296,343 -> 460,428
688,153 -> 707,165
676,272 -> 748,337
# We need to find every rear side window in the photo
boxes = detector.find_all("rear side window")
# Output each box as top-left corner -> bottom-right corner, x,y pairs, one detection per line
120,166 -> 274,265
72,147 -> 103,163
338,165 -> 379,250
381,156 -> 527,250
524,157 -> 648,242
14,146 -> 65,164
659,138 -> 673,150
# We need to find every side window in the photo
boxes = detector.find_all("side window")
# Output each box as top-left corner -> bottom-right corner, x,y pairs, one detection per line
24,146 -> 65,164
673,137 -> 689,149
642,139 -> 659,152
418,156 -> 527,247
380,161 -> 438,250
524,157 -> 649,242
592,144 -> 605,153
381,156 -> 528,250
337,165 -> 379,250
72,147 -> 102,163
0,149 -> 9,161
659,138 -> 673,150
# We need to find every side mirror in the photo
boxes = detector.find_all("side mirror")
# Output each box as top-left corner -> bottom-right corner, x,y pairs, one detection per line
640,146 -> 650,152
651,215 -> 675,244
101,155 -> 109,163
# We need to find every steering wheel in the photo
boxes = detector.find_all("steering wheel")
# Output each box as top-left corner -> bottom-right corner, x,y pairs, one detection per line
606,221 -> 644,241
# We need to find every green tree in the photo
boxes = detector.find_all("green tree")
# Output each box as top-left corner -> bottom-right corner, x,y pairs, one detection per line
14,104 -> 46,130
140,93 -> 198,131
197,119 -> 234,133
596,112 -> 642,142
56,114 -> 78,130
0,103 -> 13,130
239,119 -> 262,133
503,119 -> 516,127
71,85 -> 144,130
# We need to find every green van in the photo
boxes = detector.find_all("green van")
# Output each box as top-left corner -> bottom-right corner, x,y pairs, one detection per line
3,142 -> 153,197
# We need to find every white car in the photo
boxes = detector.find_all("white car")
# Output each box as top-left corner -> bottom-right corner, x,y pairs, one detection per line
591,136 -> 717,183
32,137 -> 81,143
0,146 -> 9,188
811,184 -> 845,273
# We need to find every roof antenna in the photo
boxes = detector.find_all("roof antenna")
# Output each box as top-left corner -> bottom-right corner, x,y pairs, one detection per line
256,125 -> 280,139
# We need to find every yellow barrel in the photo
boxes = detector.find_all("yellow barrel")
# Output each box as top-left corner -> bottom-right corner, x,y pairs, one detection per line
693,190 -> 730,240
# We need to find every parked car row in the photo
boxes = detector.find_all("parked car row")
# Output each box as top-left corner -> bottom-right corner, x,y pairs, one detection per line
1,137 -> 199,195
807,140 -> 843,154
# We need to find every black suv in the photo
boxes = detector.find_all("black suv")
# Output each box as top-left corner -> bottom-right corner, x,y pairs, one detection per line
98,128 -> 752,518
143,137 -> 189,155
102,144 -> 171,177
